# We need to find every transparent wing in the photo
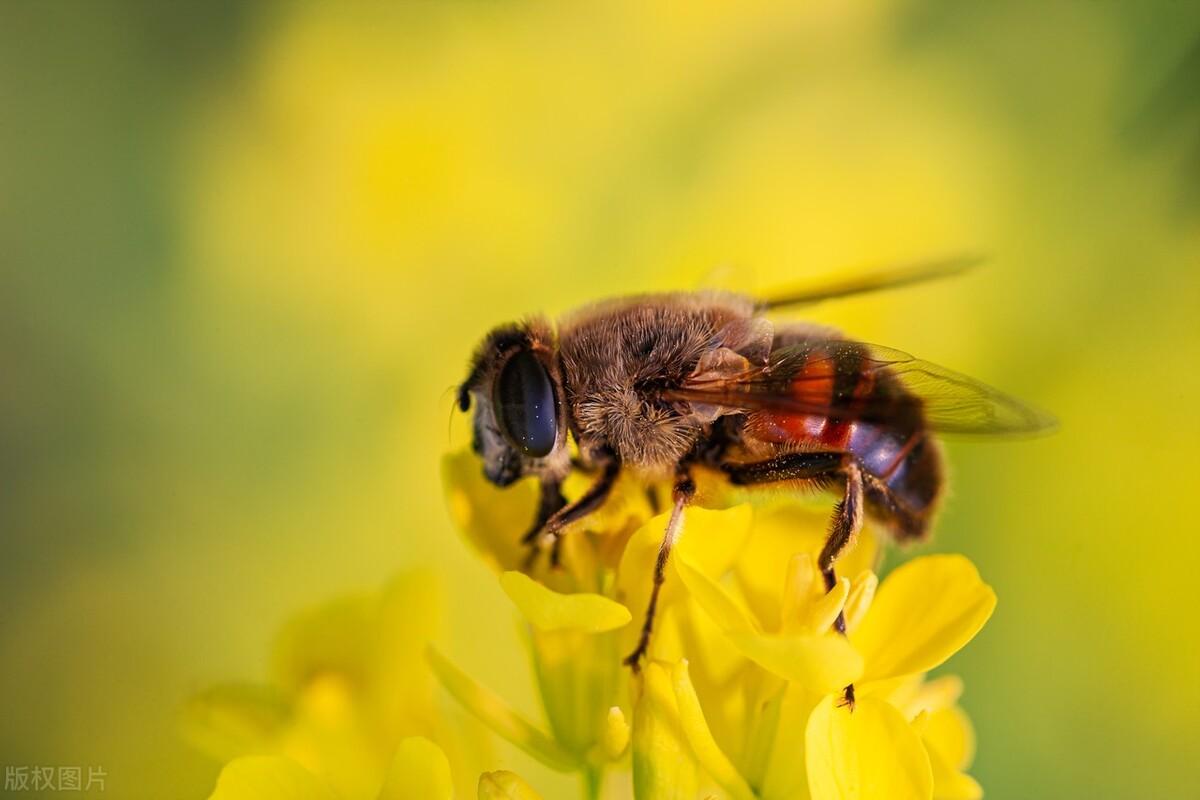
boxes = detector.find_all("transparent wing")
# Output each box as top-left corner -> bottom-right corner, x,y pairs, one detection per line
757,254 -> 982,310
664,339 -> 1056,436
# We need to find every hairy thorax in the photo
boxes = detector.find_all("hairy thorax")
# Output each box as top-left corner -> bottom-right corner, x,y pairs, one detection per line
556,292 -> 756,474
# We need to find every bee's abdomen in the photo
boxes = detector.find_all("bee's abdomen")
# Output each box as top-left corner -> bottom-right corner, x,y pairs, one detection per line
750,336 -> 942,539
848,422 -> 941,539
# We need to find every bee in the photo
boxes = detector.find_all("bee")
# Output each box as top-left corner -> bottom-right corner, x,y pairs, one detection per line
456,258 -> 1053,670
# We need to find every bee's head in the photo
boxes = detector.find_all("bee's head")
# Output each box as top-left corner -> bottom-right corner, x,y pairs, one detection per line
458,319 -> 567,487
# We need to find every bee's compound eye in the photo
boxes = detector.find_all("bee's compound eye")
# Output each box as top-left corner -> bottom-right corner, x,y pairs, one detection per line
496,350 -> 558,458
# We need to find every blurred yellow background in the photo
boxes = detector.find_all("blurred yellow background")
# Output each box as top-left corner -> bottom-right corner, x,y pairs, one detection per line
1,1 -> 1197,798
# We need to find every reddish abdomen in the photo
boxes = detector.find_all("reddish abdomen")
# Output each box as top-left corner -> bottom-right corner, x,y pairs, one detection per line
747,341 -> 942,534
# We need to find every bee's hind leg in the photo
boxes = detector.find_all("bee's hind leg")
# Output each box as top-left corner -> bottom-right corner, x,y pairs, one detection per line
623,468 -> 695,672
721,451 -> 863,627
722,451 -> 863,707
819,461 -> 864,635
821,461 -> 864,710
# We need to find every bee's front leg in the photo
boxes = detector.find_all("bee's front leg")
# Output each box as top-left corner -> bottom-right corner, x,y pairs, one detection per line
521,476 -> 567,555
522,460 -> 620,568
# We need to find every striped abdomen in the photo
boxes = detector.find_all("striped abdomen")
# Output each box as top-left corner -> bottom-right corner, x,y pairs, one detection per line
746,339 -> 942,540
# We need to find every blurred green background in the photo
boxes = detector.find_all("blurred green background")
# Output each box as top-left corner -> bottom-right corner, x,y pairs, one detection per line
2,1 -> 1198,798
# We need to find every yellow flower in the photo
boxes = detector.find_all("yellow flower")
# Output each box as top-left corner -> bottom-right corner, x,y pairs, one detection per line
895,675 -> 983,800
193,448 -> 997,799
185,573 -> 487,799
477,770 -> 546,800
437,450 -> 764,796
207,737 -> 452,800
436,451 -> 659,796
676,537 -> 995,800
631,661 -> 699,800
438,446 -> 997,799
625,501 -> 880,799
207,737 -> 550,800
208,754 -> 340,800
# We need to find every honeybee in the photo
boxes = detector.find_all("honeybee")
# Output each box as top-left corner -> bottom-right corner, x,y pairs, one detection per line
456,258 -> 1053,671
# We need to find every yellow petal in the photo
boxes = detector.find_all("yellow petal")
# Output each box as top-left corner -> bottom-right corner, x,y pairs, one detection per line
616,511 -> 676,645
733,505 -> 827,631
500,571 -> 632,632
910,707 -> 980,799
478,770 -> 545,800
675,554 -> 759,636
603,706 -> 631,760
561,468 -> 659,543
207,756 -> 337,800
372,571 -> 442,732
902,675 -> 965,721
527,627 -> 622,758
278,674 -> 379,800
426,647 -> 580,772
271,592 -> 377,693
738,673 -> 787,789
805,696 -> 933,800
922,704 -> 975,772
805,576 -> 851,636
729,632 -> 864,695
671,660 -> 756,800
267,571 -> 441,752
442,450 -> 537,572
842,572 -> 878,635
779,553 -> 820,634
377,737 -> 453,800
760,684 -> 822,800
735,505 -> 879,632
851,555 -> 996,683
859,673 -> 920,706
181,682 -> 291,761
672,592 -> 747,691
632,662 -> 699,800
924,740 -> 982,800
674,504 -> 755,577
617,505 -> 754,652
678,556 -> 862,692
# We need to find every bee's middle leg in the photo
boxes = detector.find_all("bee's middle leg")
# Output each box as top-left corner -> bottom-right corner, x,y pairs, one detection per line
623,468 -> 695,671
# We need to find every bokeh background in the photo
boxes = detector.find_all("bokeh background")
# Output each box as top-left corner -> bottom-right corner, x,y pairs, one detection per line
2,2 -> 1198,798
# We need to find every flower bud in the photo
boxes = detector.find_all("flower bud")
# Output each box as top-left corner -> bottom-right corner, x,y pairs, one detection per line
477,770 -> 543,800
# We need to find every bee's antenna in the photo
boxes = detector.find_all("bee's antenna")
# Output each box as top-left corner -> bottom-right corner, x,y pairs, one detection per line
441,384 -> 465,444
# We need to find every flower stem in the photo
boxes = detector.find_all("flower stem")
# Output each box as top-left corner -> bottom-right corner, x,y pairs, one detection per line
582,765 -> 604,800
